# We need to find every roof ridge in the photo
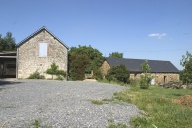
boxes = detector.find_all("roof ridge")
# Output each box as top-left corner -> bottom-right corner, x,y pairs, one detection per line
106,57 -> 170,62
17,26 -> 69,49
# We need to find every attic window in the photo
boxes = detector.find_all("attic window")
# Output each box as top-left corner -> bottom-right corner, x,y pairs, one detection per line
39,43 -> 47,57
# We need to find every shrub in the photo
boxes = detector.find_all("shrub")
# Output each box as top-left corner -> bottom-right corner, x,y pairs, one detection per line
140,75 -> 152,89
69,54 -> 90,80
46,62 -> 66,80
28,70 -> 45,79
93,69 -> 103,80
129,79 -> 140,87
139,60 -> 152,89
106,65 -> 129,83
55,75 -> 64,80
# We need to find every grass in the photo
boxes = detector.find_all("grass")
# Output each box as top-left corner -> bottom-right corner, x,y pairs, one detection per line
114,85 -> 192,128
99,79 -> 129,86
108,119 -> 128,128
30,119 -> 52,128
91,100 -> 104,105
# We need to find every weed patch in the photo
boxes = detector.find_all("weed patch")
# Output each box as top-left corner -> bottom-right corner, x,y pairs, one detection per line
108,119 -> 128,128
91,100 -> 104,105
30,119 -> 52,128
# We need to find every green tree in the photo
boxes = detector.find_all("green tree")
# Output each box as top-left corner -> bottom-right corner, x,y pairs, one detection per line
180,51 -> 192,84
69,45 -> 104,73
69,54 -> 90,80
0,32 -> 16,51
46,62 -> 66,79
106,64 -> 130,83
109,52 -> 123,58
140,60 -> 152,89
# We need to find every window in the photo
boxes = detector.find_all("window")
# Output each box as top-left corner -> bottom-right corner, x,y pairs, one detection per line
39,43 -> 47,57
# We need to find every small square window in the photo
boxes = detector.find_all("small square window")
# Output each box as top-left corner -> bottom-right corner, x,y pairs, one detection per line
39,43 -> 47,57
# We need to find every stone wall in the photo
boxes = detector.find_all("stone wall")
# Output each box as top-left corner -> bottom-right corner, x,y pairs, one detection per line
100,60 -> 110,75
17,30 -> 68,79
100,61 -> 179,84
130,73 -> 179,84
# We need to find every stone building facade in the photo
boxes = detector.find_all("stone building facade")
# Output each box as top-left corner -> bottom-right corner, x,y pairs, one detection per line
17,27 -> 68,79
100,58 -> 180,84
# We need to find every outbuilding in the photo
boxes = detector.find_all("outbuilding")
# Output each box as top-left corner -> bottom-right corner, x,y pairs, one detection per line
0,27 -> 68,79
100,57 -> 180,84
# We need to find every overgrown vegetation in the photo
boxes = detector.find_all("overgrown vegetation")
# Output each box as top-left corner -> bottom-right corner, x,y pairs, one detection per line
106,65 -> 130,84
108,119 -> 128,128
69,54 -> 90,80
93,69 -> 103,80
28,70 -> 45,79
91,100 -> 104,105
46,62 -> 66,80
139,60 -> 152,89
0,32 -> 16,51
180,51 -> 192,84
114,85 -> 192,128
30,119 -> 52,128
68,45 -> 104,80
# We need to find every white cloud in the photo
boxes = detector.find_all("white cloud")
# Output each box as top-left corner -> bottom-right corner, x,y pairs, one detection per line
148,33 -> 167,39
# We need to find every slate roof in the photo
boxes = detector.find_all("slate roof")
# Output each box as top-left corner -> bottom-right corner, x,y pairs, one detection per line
106,57 -> 179,73
17,26 -> 69,49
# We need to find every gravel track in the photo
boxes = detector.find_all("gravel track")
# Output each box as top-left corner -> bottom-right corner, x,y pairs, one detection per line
0,80 -> 139,128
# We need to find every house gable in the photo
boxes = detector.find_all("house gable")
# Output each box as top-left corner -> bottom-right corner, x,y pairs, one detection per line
17,27 -> 68,79
17,26 -> 69,49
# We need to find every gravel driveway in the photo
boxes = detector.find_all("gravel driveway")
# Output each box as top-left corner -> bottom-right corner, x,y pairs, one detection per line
0,80 -> 139,128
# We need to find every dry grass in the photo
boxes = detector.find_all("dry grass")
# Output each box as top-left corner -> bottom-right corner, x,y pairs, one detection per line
172,95 -> 192,107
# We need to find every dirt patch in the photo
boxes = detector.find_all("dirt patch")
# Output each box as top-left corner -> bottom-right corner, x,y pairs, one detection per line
172,95 -> 192,107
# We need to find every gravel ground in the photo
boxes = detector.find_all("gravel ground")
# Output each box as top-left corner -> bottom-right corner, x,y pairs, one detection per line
0,80 -> 140,128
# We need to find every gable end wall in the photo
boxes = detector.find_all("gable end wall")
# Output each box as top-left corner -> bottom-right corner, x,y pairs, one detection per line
17,30 -> 68,79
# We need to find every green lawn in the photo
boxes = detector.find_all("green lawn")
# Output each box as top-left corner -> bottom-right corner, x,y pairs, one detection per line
114,86 -> 192,128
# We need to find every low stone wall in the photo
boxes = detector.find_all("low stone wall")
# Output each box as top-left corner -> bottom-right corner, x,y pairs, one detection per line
159,81 -> 191,89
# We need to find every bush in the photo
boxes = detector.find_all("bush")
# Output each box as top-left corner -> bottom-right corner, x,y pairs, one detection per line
129,79 -> 140,87
46,62 -> 66,80
55,75 -> 64,80
93,69 -> 103,80
28,70 -> 45,79
139,60 -> 152,89
69,54 -> 90,80
139,75 -> 152,89
106,65 -> 130,83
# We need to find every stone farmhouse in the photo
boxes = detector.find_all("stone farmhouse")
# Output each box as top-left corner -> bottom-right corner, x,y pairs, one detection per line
100,57 -> 180,84
0,27 -> 68,79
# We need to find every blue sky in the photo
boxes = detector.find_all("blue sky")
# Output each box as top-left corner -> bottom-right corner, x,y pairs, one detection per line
0,0 -> 192,70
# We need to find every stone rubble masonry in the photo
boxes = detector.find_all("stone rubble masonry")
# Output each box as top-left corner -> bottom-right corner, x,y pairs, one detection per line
17,30 -> 68,79
100,60 -> 179,84
100,60 -> 110,76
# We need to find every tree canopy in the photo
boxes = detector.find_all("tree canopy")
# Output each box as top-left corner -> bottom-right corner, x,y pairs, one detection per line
109,52 -> 123,58
180,51 -> 192,84
69,45 -> 104,73
69,54 -> 90,80
0,32 -> 16,52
